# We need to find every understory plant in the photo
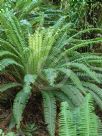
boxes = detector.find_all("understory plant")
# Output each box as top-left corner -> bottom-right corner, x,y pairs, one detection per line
60,0 -> 102,28
59,94 -> 102,136
0,1 -> 102,136
0,129 -> 15,136
0,123 -> 37,136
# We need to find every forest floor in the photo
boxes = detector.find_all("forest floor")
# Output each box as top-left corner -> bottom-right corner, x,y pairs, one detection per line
0,72 -> 102,136
0,93 -> 54,136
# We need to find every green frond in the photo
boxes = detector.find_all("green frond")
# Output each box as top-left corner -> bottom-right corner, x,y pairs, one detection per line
97,118 -> 102,136
96,73 -> 102,82
63,62 -> 100,83
76,72 -> 89,79
0,38 -> 21,57
83,82 -> 102,99
17,0 -> 42,19
61,85 -> 84,107
59,68 -> 84,92
68,28 -> 102,39
68,39 -> 102,52
53,90 -> 74,108
44,68 -> 57,86
59,94 -> 100,136
24,74 -> 37,85
0,83 -> 21,93
0,58 -> 23,72
13,74 -> 37,128
86,90 -> 102,110
0,51 -> 22,66
27,28 -> 55,74
13,84 -> 32,129
59,102 -> 76,136
72,54 -> 102,63
83,82 -> 102,110
90,66 -> 102,72
78,94 -> 98,136
53,16 -> 66,32
88,59 -> 102,65
42,91 -> 56,136
50,32 -> 67,58
0,11 -> 26,52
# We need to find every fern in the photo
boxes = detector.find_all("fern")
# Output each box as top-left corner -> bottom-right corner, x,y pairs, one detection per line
44,68 -> 57,86
0,1 -> 102,133
59,102 -> 76,136
98,118 -> 102,136
17,0 -> 42,19
0,11 -> 25,51
13,85 -> 31,128
61,85 -> 84,107
62,62 -> 100,83
53,90 -> 75,108
42,91 -> 56,136
13,74 -> 37,128
59,68 -> 84,92
83,82 -> 102,110
78,94 -> 98,136
0,58 -> 23,72
59,94 -> 101,136
0,83 -> 21,93
0,38 -> 21,57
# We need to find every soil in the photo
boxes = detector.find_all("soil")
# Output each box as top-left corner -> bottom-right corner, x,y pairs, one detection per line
0,93 -> 49,136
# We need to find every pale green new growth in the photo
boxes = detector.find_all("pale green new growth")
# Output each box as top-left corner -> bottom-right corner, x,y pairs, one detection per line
59,94 -> 101,136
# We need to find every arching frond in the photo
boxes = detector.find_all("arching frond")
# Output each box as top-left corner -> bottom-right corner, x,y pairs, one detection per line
61,85 -> 84,107
0,58 -> 24,72
13,74 -> 37,128
78,94 -> 98,136
59,94 -> 101,136
0,83 -> 21,93
59,68 -> 84,92
42,91 -> 56,136
59,102 -> 76,136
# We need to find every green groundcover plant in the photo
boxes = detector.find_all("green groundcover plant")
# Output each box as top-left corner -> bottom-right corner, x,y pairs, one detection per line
0,0 -> 102,136
59,94 -> 102,136
0,94 -> 102,136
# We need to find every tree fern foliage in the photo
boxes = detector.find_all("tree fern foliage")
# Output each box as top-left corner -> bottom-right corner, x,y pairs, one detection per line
59,94 -> 102,136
